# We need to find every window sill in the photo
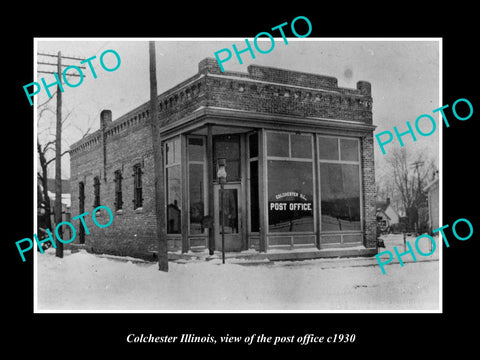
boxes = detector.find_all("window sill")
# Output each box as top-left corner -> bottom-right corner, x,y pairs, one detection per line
115,209 -> 124,215
134,207 -> 144,214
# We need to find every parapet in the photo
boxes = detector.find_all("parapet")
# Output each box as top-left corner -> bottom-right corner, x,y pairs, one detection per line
247,64 -> 338,89
70,57 -> 374,156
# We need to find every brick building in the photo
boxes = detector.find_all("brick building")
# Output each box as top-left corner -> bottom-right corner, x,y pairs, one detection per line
69,58 -> 377,260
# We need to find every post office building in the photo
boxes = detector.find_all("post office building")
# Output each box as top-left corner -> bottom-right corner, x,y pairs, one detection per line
69,58 -> 377,260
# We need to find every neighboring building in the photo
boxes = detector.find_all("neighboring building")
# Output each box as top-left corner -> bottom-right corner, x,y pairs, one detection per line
69,58 -> 377,260
46,178 -> 71,209
45,178 -> 71,226
424,171 -> 439,233
376,198 -> 399,233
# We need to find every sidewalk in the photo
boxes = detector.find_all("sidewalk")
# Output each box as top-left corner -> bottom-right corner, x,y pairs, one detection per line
68,233 -> 440,270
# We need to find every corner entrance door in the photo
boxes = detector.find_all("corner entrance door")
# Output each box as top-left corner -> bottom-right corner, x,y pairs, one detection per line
213,183 -> 243,252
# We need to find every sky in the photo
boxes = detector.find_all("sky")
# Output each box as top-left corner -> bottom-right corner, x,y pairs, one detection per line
34,38 -> 440,180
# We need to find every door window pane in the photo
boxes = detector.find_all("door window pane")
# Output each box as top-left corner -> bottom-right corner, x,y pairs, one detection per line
213,135 -> 240,181
318,136 -> 339,160
267,160 -> 314,233
267,132 -> 289,157
219,189 -> 238,234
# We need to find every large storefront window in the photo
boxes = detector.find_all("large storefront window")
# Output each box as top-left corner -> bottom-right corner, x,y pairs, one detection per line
319,136 -> 361,231
266,132 -> 314,233
188,136 -> 206,235
166,138 -> 181,234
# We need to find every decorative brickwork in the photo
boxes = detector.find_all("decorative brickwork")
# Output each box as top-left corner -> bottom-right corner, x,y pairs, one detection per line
70,58 -> 376,259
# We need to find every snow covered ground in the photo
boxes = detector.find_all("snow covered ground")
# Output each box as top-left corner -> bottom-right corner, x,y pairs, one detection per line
35,234 -> 440,312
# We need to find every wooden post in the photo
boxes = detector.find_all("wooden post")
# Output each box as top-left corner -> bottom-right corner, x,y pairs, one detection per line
149,41 -> 168,272
55,51 -> 63,258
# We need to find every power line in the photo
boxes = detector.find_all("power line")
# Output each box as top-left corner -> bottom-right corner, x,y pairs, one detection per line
37,52 -> 87,61
38,61 -> 86,69
37,50 -> 88,260
38,70 -> 84,78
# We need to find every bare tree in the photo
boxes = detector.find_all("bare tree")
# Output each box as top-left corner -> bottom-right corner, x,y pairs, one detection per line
384,146 -> 436,232
37,98 -> 92,248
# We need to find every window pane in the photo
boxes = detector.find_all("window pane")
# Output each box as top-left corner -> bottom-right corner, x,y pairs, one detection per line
189,163 -> 204,234
320,163 -> 361,231
291,134 -> 312,159
188,137 -> 204,162
249,160 -> 259,232
166,165 -> 181,234
213,135 -> 240,181
267,160 -> 314,233
133,165 -> 143,209
219,189 -> 238,234
267,132 -> 289,157
318,136 -> 339,160
166,141 -> 174,165
166,139 -> 180,164
248,132 -> 258,158
340,138 -> 359,161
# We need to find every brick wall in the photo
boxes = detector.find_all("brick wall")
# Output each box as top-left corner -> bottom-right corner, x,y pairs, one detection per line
361,133 -> 377,248
70,112 -> 159,259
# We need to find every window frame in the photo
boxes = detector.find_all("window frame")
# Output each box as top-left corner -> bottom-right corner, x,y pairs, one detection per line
93,176 -> 101,208
317,135 -> 363,234
132,163 -> 143,210
265,130 -> 316,235
186,135 -> 208,236
165,137 -> 182,235
114,169 -> 123,211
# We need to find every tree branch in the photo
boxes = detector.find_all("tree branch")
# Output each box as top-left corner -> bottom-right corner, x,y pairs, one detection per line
45,149 -> 70,166
37,91 -> 57,109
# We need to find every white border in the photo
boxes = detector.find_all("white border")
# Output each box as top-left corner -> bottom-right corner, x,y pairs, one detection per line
33,37 -> 442,314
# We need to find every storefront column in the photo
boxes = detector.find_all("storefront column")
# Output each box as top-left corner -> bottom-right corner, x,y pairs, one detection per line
313,134 -> 321,249
258,129 -> 267,252
206,124 -> 215,255
181,135 -> 189,253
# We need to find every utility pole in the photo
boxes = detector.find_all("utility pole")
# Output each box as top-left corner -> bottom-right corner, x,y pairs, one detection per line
37,51 -> 86,258
410,160 -> 424,234
149,41 -> 168,272
55,51 -> 63,258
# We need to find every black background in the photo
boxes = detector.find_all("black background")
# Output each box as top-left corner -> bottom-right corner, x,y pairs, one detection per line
6,6 -> 478,356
